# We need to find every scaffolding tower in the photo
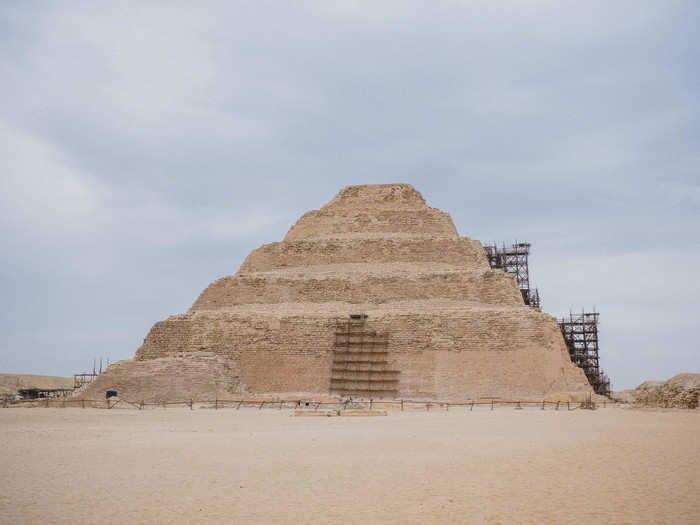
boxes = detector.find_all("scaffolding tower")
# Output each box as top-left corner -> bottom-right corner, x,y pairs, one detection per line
483,242 -> 541,309
72,357 -> 108,390
73,373 -> 98,390
558,311 -> 611,396
331,314 -> 400,398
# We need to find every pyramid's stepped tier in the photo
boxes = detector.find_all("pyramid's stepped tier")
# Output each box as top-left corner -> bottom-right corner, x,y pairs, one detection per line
136,309 -> 558,362
323,183 -> 431,211
284,184 -> 459,240
284,209 -> 458,241
130,308 -> 591,400
134,313 -> 334,394
191,269 -> 522,309
239,238 -> 489,273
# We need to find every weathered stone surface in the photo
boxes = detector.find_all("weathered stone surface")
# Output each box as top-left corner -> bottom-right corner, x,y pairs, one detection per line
79,353 -> 238,402
192,269 -> 522,309
614,373 -> 700,409
82,183 -> 593,402
239,238 -> 489,273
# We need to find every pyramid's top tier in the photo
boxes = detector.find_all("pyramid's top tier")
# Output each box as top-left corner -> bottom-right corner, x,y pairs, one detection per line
324,184 -> 427,210
284,184 -> 459,241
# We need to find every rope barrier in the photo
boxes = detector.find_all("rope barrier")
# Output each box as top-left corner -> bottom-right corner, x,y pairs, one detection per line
3,397 -> 617,411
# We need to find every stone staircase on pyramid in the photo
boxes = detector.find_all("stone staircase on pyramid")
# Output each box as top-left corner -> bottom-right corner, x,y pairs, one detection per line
331,314 -> 400,398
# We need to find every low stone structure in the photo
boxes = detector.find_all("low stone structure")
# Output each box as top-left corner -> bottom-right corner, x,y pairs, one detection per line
81,184 -> 593,402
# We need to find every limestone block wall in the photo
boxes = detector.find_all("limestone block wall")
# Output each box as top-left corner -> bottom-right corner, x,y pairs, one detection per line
284,209 -> 458,241
239,238 -> 490,273
135,313 -> 337,395
369,314 -> 589,400
125,306 -> 590,401
191,270 -> 523,310
323,183 -> 429,210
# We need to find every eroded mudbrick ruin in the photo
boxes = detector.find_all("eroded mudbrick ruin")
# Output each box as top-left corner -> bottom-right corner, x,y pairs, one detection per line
82,184 -> 593,402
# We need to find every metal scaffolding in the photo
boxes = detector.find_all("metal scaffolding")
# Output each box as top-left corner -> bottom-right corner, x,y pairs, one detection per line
482,240 -> 612,395
558,311 -> 611,396
331,314 -> 399,398
483,242 -> 541,309
73,357 -> 108,390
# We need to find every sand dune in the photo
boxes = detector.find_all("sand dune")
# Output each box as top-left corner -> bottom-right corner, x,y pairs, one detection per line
1,407 -> 698,524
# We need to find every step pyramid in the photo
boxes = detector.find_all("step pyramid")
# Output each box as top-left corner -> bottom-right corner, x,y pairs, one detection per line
81,184 -> 592,402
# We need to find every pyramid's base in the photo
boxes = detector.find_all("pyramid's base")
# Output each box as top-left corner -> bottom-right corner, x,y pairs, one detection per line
102,305 -> 593,403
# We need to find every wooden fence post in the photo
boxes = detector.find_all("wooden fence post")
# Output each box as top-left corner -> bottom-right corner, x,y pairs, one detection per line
491,400 -> 494,411
189,399 -> 193,410
401,399 -> 404,411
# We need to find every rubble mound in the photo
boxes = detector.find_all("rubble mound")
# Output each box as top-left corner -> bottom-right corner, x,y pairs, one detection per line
630,374 -> 700,409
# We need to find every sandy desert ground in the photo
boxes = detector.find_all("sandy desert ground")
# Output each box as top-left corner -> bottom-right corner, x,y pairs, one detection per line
1,407 -> 698,524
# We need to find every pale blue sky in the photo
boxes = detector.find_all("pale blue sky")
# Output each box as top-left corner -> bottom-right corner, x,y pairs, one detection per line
1,1 -> 698,389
